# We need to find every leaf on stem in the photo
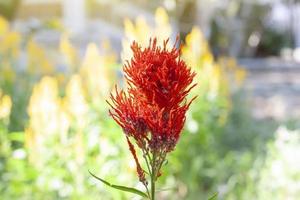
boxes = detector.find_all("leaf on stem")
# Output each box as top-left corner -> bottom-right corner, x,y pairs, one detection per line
208,192 -> 218,200
163,159 -> 168,166
88,170 -> 148,198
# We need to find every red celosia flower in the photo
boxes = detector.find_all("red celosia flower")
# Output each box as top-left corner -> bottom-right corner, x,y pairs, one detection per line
108,38 -> 196,186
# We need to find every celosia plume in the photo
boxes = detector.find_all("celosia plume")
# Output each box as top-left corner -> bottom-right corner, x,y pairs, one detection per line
108,38 -> 196,185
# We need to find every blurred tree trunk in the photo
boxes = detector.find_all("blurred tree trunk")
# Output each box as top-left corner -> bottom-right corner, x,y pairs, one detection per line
63,0 -> 86,34
0,0 -> 21,21
176,0 -> 197,39
195,0 -> 216,37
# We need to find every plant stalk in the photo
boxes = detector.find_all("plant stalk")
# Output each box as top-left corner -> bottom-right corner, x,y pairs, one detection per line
151,174 -> 155,200
150,152 -> 156,200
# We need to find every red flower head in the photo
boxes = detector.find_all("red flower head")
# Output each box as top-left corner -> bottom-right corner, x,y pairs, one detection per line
108,38 -> 196,183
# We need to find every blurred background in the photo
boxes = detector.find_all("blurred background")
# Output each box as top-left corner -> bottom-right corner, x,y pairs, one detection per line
0,0 -> 300,199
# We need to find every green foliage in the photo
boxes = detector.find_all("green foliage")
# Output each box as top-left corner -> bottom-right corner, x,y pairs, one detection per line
161,91 -> 277,199
89,170 -> 148,198
225,126 -> 300,200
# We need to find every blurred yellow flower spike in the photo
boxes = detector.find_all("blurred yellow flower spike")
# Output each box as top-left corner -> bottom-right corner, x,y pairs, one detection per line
24,128 -> 38,165
182,27 -> 221,94
154,7 -> 172,45
64,74 -> 88,129
182,27 -> 234,125
121,7 -> 172,63
217,56 -> 247,88
235,68 -> 247,85
181,27 -> 214,70
0,16 -> 9,36
0,90 -> 12,120
0,31 -> 21,58
155,7 -> 170,27
26,76 -> 71,167
44,18 -> 64,31
27,40 -> 54,75
101,39 -> 118,65
208,65 -> 221,99
0,16 -> 20,63
80,42 -> 117,103
27,76 -> 70,138
60,33 -> 78,69
182,27 -> 246,94
55,72 -> 67,86
1,60 -> 16,83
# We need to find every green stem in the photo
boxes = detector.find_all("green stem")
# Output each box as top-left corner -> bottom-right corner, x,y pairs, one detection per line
151,176 -> 155,200
150,152 -> 156,200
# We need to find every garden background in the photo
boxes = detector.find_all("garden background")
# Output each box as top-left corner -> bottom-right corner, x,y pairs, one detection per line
0,0 -> 300,199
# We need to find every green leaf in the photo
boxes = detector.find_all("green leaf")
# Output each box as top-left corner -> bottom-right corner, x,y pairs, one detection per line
208,192 -> 218,200
8,131 -> 24,142
89,170 -> 148,198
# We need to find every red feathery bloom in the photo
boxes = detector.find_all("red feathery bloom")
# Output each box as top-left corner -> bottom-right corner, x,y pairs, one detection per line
108,38 -> 196,182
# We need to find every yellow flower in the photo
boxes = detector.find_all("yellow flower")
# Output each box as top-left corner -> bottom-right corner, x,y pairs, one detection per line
217,56 -> 247,87
26,76 -> 71,167
0,16 -> 9,36
0,92 -> 12,119
24,128 -> 38,164
27,76 -> 66,136
121,7 -> 172,62
181,27 -> 213,69
1,60 -> 16,82
235,68 -> 247,85
64,74 -> 88,128
0,32 -> 21,57
80,42 -> 116,100
27,40 -> 54,75
60,33 -> 78,69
